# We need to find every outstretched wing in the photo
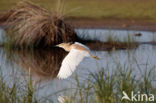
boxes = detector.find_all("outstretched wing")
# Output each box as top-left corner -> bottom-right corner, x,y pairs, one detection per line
57,49 -> 90,79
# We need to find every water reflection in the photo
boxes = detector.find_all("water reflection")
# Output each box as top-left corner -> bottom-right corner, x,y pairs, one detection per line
0,28 -> 156,102
7,48 -> 68,82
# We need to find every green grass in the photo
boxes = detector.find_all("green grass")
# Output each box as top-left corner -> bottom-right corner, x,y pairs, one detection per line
0,53 -> 155,103
60,61 -> 156,103
0,71 -> 37,103
0,0 -> 156,21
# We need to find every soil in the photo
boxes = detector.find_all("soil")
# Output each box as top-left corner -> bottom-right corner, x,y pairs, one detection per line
1,10 -> 156,31
66,18 -> 156,31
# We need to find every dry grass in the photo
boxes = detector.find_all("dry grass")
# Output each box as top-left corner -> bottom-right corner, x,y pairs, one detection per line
0,1 -> 77,47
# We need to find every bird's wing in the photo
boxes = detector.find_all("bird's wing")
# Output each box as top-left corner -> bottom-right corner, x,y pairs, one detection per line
57,49 -> 90,79
75,42 -> 90,50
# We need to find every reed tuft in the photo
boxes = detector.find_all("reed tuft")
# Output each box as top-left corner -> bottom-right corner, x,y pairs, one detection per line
0,1 -> 77,47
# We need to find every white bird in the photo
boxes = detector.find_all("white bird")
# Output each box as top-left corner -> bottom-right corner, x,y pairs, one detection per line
56,42 -> 99,79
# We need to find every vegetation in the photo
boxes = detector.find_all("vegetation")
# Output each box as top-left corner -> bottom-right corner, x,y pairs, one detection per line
0,0 -> 155,103
0,0 -> 156,22
0,1 -> 77,47
58,60 -> 156,103
78,33 -> 139,51
104,34 -> 138,50
0,53 -> 155,103
0,71 -> 37,103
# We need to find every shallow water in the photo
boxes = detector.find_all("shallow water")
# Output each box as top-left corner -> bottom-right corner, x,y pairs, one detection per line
0,28 -> 156,102
76,29 -> 156,42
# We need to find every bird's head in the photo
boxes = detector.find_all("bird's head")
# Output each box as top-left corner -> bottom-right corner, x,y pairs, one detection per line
56,43 -> 72,52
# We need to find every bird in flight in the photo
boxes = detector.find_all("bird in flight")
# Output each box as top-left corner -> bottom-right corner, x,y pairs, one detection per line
56,42 -> 99,79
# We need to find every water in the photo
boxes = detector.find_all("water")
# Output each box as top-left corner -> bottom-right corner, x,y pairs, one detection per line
76,29 -> 156,42
0,28 -> 156,102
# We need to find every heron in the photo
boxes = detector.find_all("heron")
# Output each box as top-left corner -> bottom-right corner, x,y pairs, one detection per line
56,42 -> 99,79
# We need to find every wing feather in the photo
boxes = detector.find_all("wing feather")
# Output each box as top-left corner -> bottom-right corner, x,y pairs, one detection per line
75,42 -> 90,50
57,49 -> 90,79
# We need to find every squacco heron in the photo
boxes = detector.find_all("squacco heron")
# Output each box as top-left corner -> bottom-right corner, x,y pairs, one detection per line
56,42 -> 99,79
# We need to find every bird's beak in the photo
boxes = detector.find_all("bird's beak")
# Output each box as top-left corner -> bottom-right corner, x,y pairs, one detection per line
55,44 -> 60,47
92,56 -> 99,60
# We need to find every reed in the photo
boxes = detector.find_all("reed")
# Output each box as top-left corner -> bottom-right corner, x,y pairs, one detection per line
60,61 -> 156,103
0,1 -> 78,47
0,56 -> 155,103
0,70 -> 37,103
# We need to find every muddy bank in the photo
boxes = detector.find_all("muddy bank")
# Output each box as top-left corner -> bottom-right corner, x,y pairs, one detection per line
66,18 -> 156,32
1,10 -> 156,32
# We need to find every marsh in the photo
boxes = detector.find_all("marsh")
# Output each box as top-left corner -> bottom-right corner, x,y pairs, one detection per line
0,28 -> 156,102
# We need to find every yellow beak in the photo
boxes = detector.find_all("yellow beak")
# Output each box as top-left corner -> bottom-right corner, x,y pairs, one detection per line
92,56 -> 99,60
56,44 -> 61,47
